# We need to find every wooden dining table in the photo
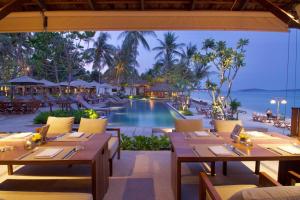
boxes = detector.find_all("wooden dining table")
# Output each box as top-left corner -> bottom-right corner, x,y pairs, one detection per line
170,131 -> 300,200
0,133 -> 111,200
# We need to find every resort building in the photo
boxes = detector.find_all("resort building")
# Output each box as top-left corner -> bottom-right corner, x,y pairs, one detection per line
0,1 -> 299,200
145,82 -> 179,99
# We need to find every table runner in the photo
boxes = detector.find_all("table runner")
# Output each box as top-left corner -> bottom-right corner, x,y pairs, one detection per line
54,133 -> 94,142
18,146 -> 77,160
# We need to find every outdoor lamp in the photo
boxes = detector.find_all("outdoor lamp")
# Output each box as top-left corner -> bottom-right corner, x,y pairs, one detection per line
281,99 -> 287,104
270,99 -> 276,104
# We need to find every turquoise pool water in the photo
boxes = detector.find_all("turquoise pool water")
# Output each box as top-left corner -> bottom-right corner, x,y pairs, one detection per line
108,100 -> 182,127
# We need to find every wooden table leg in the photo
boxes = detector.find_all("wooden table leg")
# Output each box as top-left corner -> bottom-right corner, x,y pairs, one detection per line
171,147 -> 181,200
211,162 -> 216,176
278,160 -> 300,185
176,160 -> 181,200
255,161 -> 260,175
7,165 -> 13,175
222,161 -> 227,176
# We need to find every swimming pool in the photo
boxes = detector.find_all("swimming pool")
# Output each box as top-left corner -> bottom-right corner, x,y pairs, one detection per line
108,100 -> 182,127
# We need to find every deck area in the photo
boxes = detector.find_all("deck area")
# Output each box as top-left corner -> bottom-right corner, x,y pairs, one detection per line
0,151 -> 279,200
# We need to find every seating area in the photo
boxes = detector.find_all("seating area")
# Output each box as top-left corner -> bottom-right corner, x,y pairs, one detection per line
1,117 -> 300,199
252,112 -> 291,130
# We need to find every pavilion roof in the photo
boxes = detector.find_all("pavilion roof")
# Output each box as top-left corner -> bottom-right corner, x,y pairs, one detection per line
38,79 -> 57,87
87,81 -> 101,88
70,79 -> 92,88
8,76 -> 42,85
0,0 -> 299,32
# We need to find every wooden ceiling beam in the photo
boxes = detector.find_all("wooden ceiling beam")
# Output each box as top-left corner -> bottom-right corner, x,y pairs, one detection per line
36,0 -> 47,11
191,0 -> 196,10
255,0 -> 300,29
231,0 -> 248,11
0,0 -> 20,20
23,1 -> 232,6
141,0 -> 144,10
88,0 -> 96,10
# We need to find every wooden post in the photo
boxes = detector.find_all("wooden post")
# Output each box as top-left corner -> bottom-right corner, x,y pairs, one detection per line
291,108 -> 300,137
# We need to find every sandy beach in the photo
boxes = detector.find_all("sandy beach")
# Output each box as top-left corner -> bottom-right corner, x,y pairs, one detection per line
189,97 -> 291,135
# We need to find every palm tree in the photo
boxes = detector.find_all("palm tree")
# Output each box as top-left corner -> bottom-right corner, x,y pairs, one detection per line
118,31 -> 156,63
153,32 -> 185,72
92,32 -> 115,83
118,31 -> 156,93
180,43 -> 197,67
108,46 -> 138,84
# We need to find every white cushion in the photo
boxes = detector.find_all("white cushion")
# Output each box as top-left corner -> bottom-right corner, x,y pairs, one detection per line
229,186 -> 300,200
0,191 -> 92,200
46,117 -> 74,135
208,185 -> 256,200
108,137 -> 119,158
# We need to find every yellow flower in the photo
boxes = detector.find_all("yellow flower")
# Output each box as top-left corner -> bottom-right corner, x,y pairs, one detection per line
239,133 -> 249,140
31,133 -> 42,142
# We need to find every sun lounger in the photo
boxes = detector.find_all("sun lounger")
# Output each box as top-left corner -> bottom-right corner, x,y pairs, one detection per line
76,95 -> 110,115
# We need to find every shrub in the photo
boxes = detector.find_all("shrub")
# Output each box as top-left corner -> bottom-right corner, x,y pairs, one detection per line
34,109 -> 99,124
120,134 -> 171,151
179,109 -> 193,116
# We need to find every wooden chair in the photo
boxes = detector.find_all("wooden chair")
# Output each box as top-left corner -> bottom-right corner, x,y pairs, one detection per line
199,172 -> 285,200
175,119 -> 218,176
213,120 -> 261,175
288,171 -> 300,186
78,118 -> 121,176
38,124 -> 50,144
46,116 -> 74,136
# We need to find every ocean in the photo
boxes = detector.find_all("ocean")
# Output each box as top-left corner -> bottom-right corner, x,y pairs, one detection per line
191,89 -> 300,118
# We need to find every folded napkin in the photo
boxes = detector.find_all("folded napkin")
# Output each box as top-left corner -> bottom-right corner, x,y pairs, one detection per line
278,145 -> 300,155
35,148 -> 64,159
246,131 -> 266,138
68,132 -> 84,138
9,132 -> 33,139
194,131 -> 210,137
209,145 -> 233,156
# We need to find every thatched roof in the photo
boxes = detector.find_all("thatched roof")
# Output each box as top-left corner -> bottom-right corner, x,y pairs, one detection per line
70,79 -> 92,88
38,79 -> 57,87
87,81 -> 101,88
0,1 -> 298,32
149,83 -> 177,92
8,76 -> 42,85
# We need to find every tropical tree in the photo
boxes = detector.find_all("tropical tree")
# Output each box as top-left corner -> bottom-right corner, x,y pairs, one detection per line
196,38 -> 249,119
0,33 -> 33,82
90,32 -> 115,83
105,46 -> 138,85
153,32 -> 185,73
119,31 -> 156,61
118,31 -> 156,93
